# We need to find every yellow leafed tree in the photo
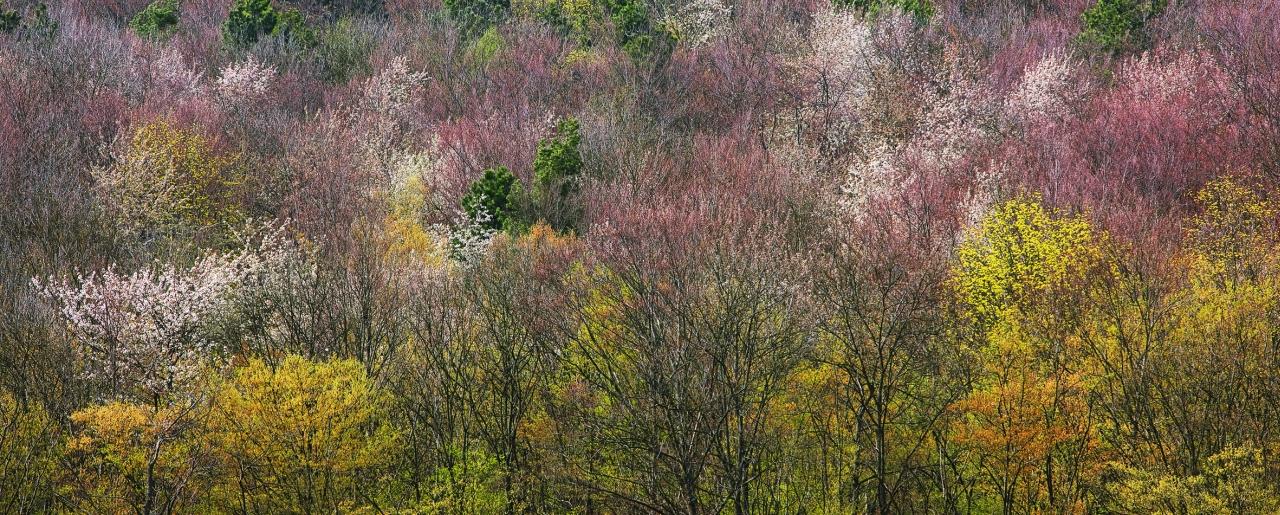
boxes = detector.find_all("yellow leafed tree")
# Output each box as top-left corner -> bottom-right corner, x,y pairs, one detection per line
205,356 -> 400,513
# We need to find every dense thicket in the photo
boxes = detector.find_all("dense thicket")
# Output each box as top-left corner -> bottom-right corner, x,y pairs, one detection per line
4,0 -> 1280,513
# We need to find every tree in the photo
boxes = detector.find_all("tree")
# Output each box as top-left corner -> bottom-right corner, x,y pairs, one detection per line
224,0 -> 277,47
92,120 -> 245,246
532,117 -> 584,231
605,0 -> 673,63
0,2 -> 17,33
63,399 -> 214,514
1105,446 -> 1280,514
833,0 -> 934,20
444,0 -> 510,38
205,356 -> 400,513
0,391 -> 60,513
1077,0 -> 1165,55
813,206 -> 964,513
563,231 -> 810,513
462,166 -> 521,233
951,198 -> 1106,512
129,0 -> 179,40
35,222 -> 301,402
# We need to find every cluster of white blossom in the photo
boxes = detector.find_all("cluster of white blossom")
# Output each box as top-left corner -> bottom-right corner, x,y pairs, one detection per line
146,47 -> 205,99
807,8 -> 875,112
448,200 -> 497,264
358,56 -> 429,175
912,62 -> 995,171
838,143 -> 900,220
960,160 -> 1007,230
1006,52 -> 1080,122
361,56 -> 428,123
215,55 -> 277,106
34,221 -> 304,400
665,0 -> 732,48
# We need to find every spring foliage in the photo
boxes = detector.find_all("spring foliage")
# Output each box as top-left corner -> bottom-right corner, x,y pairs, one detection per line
8,0 -> 1280,512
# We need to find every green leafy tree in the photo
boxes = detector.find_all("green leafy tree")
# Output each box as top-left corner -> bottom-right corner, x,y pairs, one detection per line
461,166 -> 521,233
467,26 -> 505,64
224,0 -> 277,47
444,0 -> 510,38
0,1 -> 20,33
1077,0 -> 1166,55
274,7 -> 317,48
129,0 -> 179,39
319,16 -> 374,83
532,117 -> 583,231
605,0 -> 672,62
833,0 -> 935,20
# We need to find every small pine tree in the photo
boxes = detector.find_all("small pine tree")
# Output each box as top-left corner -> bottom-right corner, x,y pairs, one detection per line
461,166 -> 520,232
1077,0 -> 1165,55
224,0 -> 277,48
606,0 -> 673,63
444,0 -> 510,39
833,0 -> 934,20
532,117 -> 584,231
130,0 -> 180,39
0,1 -> 19,33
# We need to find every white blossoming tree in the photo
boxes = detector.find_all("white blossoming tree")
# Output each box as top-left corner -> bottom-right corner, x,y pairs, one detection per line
35,221 -> 303,402
215,55 -> 276,107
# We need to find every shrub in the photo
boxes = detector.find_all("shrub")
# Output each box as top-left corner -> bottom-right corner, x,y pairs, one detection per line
129,0 -> 179,39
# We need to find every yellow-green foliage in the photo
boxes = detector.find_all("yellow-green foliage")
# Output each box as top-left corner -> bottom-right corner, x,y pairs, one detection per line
1106,446 -> 1280,514
0,391 -> 60,512
1186,176 -> 1277,281
412,447 -> 508,513
96,120 -> 245,240
61,357 -> 401,513
515,0 -> 596,43
205,356 -> 400,513
953,197 -> 1100,328
467,26 -> 505,64
63,400 -> 211,514
383,174 -> 449,266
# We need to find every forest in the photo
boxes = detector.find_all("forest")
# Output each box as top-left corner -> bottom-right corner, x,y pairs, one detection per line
3,0 -> 1280,512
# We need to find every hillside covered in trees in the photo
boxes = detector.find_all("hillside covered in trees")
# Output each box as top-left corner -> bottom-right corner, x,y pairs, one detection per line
4,0 -> 1280,512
